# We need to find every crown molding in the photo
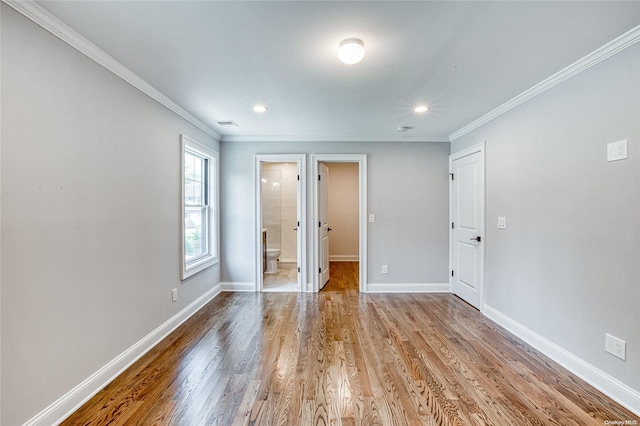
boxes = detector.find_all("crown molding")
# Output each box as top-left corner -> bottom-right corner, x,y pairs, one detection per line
220,134 -> 451,143
450,24 -> 640,142
3,0 -> 222,141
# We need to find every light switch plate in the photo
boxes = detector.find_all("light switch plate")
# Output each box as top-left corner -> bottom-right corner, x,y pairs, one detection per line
369,214 -> 375,223
607,139 -> 628,162
498,217 -> 506,229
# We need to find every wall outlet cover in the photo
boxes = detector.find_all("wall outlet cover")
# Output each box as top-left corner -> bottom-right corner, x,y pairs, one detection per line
607,139 -> 628,162
605,333 -> 626,361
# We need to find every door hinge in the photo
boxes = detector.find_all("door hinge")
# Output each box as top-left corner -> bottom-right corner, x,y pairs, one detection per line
451,270 -> 454,277
298,221 -> 300,227
451,222 -> 454,229
298,267 -> 301,273
319,267 -> 322,274
450,173 -> 454,180
319,221 -> 321,228
297,174 -> 300,181
318,174 -> 321,181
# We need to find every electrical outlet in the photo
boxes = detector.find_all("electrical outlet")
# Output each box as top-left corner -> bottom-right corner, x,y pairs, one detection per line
381,265 -> 388,274
172,288 -> 178,302
607,139 -> 628,162
605,333 -> 626,361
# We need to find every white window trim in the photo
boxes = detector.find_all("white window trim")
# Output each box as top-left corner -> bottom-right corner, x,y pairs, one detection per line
181,135 -> 219,279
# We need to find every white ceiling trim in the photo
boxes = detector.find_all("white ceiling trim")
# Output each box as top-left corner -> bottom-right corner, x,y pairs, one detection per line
3,0 -> 222,140
449,24 -> 640,142
221,135 -> 451,143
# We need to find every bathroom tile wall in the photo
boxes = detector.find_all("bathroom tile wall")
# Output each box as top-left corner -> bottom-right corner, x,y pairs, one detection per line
261,166 -> 281,250
262,163 -> 297,262
279,164 -> 298,262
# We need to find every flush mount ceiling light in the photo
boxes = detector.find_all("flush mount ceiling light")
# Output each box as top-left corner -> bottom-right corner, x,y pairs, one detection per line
252,105 -> 268,113
338,38 -> 365,64
414,105 -> 429,113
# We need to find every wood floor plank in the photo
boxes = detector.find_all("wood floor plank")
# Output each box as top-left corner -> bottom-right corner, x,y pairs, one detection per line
62,262 -> 638,425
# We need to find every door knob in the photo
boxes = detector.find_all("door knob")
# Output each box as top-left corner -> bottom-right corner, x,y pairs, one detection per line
328,227 -> 333,232
470,236 -> 481,242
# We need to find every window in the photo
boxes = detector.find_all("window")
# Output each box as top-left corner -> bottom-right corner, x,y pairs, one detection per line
181,135 -> 218,279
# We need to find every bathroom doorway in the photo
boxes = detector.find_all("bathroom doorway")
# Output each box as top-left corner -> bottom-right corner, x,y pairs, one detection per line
255,155 -> 306,292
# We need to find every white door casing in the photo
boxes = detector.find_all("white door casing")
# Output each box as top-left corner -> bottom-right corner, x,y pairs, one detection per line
450,143 -> 485,309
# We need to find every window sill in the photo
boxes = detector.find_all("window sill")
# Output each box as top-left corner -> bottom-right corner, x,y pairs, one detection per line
182,256 -> 219,280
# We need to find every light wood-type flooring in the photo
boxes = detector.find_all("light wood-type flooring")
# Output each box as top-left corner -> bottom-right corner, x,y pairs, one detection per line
263,262 -> 298,291
63,262 -> 638,425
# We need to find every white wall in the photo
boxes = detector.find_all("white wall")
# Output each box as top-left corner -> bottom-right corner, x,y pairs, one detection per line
452,42 -> 640,404
220,141 -> 450,287
1,7 -> 220,425
327,162 -> 359,261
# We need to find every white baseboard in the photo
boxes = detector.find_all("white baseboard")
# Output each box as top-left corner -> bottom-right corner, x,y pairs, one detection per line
26,283 -> 222,426
366,283 -> 450,293
329,255 -> 359,262
221,282 -> 255,292
483,305 -> 640,416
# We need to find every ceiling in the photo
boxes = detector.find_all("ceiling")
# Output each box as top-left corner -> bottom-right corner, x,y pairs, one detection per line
35,1 -> 640,142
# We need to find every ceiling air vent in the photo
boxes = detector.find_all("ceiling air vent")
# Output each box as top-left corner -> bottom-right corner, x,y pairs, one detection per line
217,120 -> 238,127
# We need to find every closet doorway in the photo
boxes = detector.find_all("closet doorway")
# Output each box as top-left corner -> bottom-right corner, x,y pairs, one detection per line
313,155 -> 367,292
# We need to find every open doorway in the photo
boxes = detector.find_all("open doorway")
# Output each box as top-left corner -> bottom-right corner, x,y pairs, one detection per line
255,155 -> 306,292
313,155 -> 367,292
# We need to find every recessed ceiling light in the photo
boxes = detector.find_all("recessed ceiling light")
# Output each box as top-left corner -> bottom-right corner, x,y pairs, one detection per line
414,105 -> 429,113
252,105 -> 268,113
338,38 -> 365,65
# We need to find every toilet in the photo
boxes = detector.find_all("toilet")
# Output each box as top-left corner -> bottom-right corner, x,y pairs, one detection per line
265,248 -> 281,273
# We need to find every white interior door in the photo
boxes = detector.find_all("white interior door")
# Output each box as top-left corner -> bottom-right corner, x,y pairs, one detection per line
451,148 -> 484,309
319,163 -> 330,288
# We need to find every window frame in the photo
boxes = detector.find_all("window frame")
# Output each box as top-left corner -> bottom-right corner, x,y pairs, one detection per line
181,135 -> 219,279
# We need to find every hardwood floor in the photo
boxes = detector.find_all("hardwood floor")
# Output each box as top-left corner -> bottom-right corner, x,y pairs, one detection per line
63,262 -> 637,425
